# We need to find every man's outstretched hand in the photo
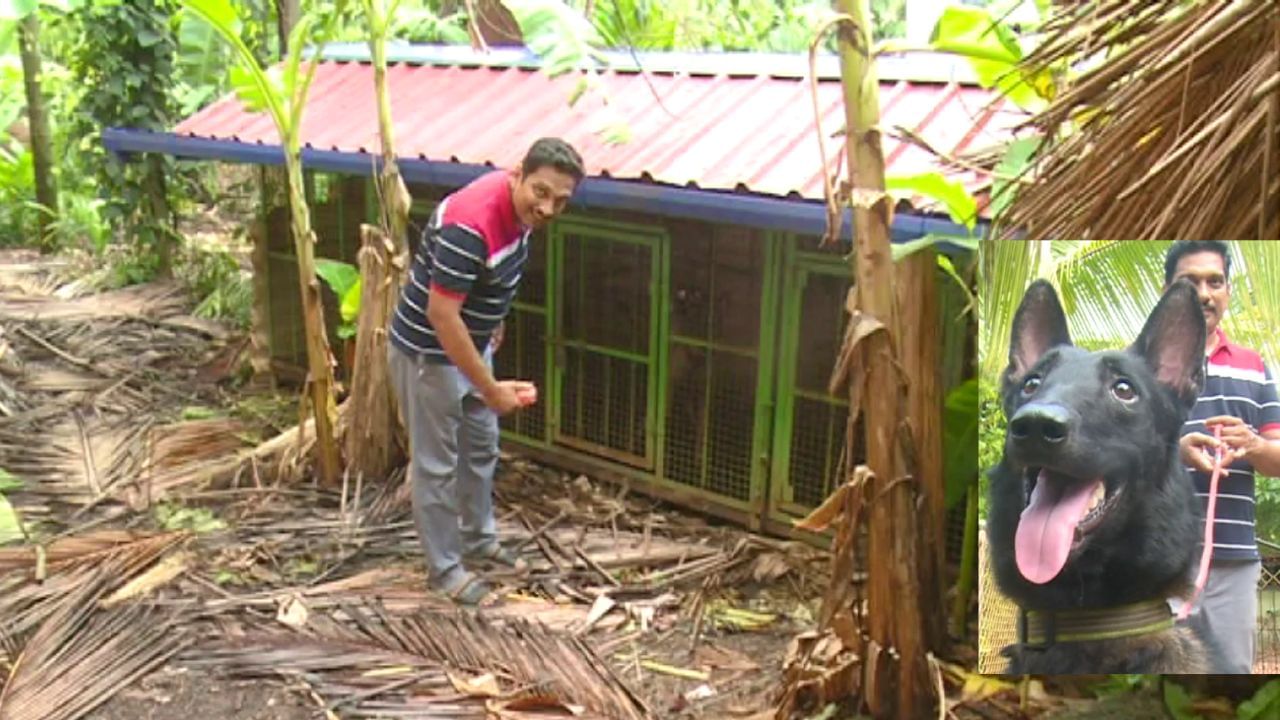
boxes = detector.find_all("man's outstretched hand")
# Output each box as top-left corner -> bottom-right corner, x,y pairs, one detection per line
483,380 -> 537,415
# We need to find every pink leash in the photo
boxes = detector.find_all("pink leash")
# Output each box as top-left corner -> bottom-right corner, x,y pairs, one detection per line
1179,424 -> 1224,621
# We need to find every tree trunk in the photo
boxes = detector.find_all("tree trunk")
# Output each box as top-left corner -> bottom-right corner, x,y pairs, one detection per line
144,153 -> 174,277
17,12 -> 57,251
896,249 -> 946,651
836,0 -> 935,716
285,160 -> 343,486
247,202 -> 276,389
276,0 -> 301,56
464,0 -> 523,47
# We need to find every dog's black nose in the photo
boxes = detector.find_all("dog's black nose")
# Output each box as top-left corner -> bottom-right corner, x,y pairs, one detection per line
1009,403 -> 1070,445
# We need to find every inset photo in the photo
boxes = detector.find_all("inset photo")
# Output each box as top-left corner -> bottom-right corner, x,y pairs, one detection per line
978,240 -> 1280,675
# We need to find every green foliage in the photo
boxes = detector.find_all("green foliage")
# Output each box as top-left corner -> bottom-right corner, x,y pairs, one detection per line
314,257 -> 361,339
0,2 -> 111,250
869,0 -> 905,39
176,240 -> 252,328
505,0 -> 607,76
1163,680 -> 1198,720
389,3 -> 468,43
990,135 -> 1041,222
1238,680 -> 1280,720
0,469 -> 23,544
1254,480 -> 1280,545
180,405 -> 220,420
0,0 -> 78,20
0,467 -> 21,492
154,501 -> 226,533
68,0 -> 180,267
581,0 -> 840,52
929,4 -> 1053,112
977,378 -> 1003,518
0,148 -> 37,245
891,235 -> 980,262
0,491 -> 23,545
0,0 -> 37,19
101,247 -> 165,288
943,378 -> 977,509
886,172 -> 979,230
1089,674 -> 1156,698
184,0 -> 349,155
174,4 -> 237,114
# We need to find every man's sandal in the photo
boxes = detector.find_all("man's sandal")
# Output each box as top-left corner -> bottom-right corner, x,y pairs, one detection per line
467,543 -> 529,573
445,574 -> 494,607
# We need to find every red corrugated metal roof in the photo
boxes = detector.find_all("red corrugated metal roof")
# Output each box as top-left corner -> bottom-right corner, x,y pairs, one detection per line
174,58 -> 1018,205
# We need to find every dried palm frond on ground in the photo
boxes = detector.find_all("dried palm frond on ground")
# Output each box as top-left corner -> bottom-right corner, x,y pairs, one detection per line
0,271 -> 245,525
0,567 -> 191,720
0,255 -> 825,720
0,531 -> 189,644
191,602 -> 650,720
999,0 -> 1280,239
0,532 -> 194,720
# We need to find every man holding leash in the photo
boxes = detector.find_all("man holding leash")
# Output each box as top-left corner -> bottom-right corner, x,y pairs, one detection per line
1167,240 -> 1280,673
388,138 -> 584,606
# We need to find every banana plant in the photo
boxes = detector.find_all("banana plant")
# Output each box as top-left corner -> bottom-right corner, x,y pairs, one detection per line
360,0 -> 410,252
181,0 -> 346,485
0,0 -> 82,249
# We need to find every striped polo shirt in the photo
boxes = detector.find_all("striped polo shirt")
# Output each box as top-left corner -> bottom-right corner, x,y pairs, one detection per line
1182,328 -> 1280,560
389,170 -> 529,363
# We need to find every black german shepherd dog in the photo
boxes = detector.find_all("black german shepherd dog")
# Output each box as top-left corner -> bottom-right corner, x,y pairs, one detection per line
988,279 -> 1210,673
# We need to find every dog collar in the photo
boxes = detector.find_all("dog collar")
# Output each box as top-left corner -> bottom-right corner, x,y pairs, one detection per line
1021,600 -> 1174,647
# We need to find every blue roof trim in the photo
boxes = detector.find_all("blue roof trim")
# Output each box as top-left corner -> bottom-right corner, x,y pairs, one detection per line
102,127 -> 984,248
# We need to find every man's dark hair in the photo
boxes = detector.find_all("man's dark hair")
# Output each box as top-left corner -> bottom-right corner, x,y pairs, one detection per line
1164,241 -> 1231,285
521,137 -> 584,183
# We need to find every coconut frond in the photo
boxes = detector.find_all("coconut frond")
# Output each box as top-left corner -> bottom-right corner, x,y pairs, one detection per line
999,0 -> 1280,239
190,602 -> 651,720
0,574 -> 190,720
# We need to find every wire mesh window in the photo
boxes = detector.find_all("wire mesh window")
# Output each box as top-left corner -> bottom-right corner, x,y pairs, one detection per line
495,229 -> 549,443
785,267 -> 864,508
662,227 -> 764,502
1258,554 -> 1280,672
555,228 -> 655,466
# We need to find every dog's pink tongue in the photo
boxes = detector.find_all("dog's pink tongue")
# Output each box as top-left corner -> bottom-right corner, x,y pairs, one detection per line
1015,470 -> 1102,584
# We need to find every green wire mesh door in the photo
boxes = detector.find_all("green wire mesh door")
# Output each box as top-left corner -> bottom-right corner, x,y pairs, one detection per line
660,226 -> 774,509
494,227 -> 551,444
770,249 -> 858,517
551,220 -> 662,469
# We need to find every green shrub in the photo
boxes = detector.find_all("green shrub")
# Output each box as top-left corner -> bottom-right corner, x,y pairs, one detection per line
175,240 -> 252,330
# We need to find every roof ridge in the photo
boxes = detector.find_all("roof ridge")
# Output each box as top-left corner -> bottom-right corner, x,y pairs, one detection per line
313,42 -> 980,84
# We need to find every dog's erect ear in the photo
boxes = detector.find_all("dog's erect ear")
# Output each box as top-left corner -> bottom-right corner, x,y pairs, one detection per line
1129,279 -> 1206,408
1005,280 -> 1073,382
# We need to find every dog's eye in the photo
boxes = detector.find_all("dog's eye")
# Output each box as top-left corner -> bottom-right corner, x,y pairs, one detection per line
1021,376 -> 1041,396
1112,379 -> 1137,402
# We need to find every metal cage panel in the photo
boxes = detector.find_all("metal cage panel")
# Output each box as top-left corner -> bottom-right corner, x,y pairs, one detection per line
551,221 -> 662,469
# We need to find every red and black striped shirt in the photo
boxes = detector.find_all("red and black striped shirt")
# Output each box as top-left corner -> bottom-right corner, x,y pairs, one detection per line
1183,328 -> 1280,560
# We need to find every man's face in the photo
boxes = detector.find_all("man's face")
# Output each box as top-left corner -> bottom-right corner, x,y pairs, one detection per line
1168,250 -> 1230,335
510,166 -> 577,229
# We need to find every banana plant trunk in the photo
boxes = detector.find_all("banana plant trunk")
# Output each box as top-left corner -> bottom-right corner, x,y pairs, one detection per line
18,12 -> 57,251
341,0 -> 411,479
369,0 -> 411,256
284,156 -> 343,486
835,0 -> 936,716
